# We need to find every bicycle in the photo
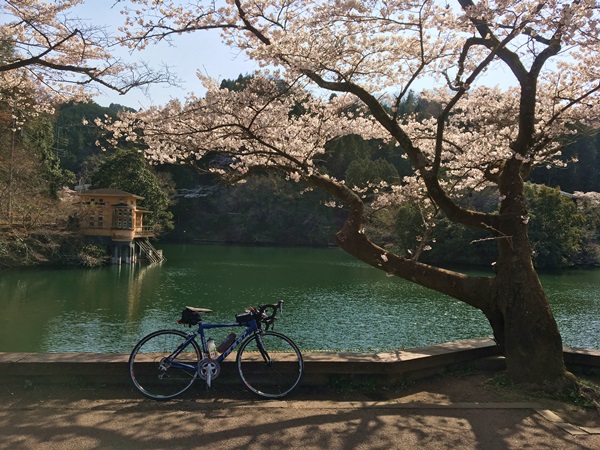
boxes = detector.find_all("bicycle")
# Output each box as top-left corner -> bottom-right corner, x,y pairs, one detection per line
128,300 -> 303,400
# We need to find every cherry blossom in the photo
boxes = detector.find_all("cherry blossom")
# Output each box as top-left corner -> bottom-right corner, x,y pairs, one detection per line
113,0 -> 600,212
0,0 -> 168,120
111,0 -> 600,386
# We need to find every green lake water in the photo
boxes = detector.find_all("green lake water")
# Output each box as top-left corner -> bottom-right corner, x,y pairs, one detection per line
1,244 -> 599,353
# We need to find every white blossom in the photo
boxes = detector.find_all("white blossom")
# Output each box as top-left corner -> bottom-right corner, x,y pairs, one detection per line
105,0 -> 600,233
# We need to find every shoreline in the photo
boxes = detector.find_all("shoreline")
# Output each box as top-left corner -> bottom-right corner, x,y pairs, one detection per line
2,338 -> 599,386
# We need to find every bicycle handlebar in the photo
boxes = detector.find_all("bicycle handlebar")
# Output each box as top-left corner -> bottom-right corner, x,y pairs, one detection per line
248,300 -> 283,330
259,300 -> 283,319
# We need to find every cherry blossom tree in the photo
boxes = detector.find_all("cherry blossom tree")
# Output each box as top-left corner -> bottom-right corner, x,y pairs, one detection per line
112,0 -> 600,391
0,0 -> 167,122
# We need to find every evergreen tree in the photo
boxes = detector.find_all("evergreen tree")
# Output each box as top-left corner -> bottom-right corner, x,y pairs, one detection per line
530,129 -> 600,193
55,101 -> 133,175
525,184 -> 584,268
21,115 -> 75,197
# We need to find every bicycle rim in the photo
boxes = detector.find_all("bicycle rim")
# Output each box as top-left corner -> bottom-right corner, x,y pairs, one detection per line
236,331 -> 303,399
129,329 -> 200,400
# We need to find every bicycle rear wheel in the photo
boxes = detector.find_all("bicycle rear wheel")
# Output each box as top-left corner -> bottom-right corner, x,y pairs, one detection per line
236,331 -> 303,399
129,329 -> 201,400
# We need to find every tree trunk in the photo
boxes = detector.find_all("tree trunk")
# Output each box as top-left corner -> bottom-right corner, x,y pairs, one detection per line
335,210 -> 574,390
312,173 -> 574,390
489,262 -> 568,386
484,210 -> 572,389
479,158 -> 575,390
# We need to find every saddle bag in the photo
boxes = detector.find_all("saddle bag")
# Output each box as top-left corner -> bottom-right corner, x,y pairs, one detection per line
178,308 -> 201,327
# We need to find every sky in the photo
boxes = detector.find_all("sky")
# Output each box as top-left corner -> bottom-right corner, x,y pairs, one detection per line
75,1 -> 517,109
76,1 -> 258,109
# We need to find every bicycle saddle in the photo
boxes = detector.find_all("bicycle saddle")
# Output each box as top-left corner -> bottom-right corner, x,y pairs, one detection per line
185,306 -> 212,314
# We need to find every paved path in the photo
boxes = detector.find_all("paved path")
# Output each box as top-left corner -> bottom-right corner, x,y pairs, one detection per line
1,388 -> 599,449
1,347 -> 599,449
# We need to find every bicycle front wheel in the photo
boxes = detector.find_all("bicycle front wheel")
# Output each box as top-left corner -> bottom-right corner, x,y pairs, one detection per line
236,331 -> 303,399
129,329 -> 201,400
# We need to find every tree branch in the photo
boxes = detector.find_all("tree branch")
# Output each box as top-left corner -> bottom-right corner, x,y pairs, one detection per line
305,173 -> 492,310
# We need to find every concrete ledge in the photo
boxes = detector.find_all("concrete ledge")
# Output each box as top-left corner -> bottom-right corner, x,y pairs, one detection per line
301,338 -> 502,383
1,339 -> 598,387
563,346 -> 600,376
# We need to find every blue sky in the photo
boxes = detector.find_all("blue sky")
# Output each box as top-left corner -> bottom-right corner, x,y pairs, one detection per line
77,1 -> 516,109
77,1 -> 257,108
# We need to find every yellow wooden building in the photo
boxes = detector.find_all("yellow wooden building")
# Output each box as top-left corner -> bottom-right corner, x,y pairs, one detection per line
79,189 -> 164,264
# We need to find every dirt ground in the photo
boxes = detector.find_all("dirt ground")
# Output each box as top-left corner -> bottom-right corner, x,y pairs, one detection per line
2,369 -> 600,449
2,369 -> 599,428
298,370 -> 600,428
395,370 -> 600,428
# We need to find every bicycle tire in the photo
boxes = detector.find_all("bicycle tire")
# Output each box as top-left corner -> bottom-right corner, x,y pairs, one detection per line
129,329 -> 201,400
236,331 -> 303,399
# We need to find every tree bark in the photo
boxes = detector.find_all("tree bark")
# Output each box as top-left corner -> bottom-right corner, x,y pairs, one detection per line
315,169 -> 572,390
486,173 -> 570,387
489,258 -> 568,386
337,221 -> 572,390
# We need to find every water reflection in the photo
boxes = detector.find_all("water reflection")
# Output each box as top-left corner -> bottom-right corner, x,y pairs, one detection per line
0,244 -> 598,352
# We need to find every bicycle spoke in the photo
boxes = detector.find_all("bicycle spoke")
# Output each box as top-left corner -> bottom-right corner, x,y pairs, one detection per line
129,330 -> 200,400
237,331 -> 303,399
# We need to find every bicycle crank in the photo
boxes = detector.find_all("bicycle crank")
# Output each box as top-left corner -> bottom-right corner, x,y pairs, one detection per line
197,357 -> 221,388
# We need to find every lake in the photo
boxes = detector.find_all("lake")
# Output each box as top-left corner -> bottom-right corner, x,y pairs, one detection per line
1,244 -> 599,353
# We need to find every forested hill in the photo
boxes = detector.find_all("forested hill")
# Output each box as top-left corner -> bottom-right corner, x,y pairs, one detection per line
1,95 -> 600,269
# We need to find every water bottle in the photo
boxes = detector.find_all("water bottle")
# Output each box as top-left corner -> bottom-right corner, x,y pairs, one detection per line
217,333 -> 236,353
207,338 -> 217,359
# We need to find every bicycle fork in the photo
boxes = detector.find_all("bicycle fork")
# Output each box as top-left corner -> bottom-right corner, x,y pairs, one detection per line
255,332 -> 272,366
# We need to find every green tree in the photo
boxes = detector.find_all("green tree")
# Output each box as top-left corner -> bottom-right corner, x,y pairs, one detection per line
368,203 -> 428,257
410,186 -> 584,269
21,115 -> 75,197
530,127 -> 600,193
170,174 -> 339,245
220,73 -> 254,92
90,150 -> 174,233
525,185 -> 584,269
572,192 -> 600,266
0,112 -> 76,225
345,157 -> 400,188
323,134 -> 372,180
55,101 -> 135,175
323,135 -> 410,185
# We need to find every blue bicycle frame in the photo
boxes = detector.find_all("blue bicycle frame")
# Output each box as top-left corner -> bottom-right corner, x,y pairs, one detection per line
167,319 -> 260,373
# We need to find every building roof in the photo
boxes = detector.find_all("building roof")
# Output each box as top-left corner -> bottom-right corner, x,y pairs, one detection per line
79,188 -> 144,200
112,202 -> 134,209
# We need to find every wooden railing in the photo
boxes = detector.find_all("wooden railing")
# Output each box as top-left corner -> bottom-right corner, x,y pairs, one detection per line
134,226 -> 155,238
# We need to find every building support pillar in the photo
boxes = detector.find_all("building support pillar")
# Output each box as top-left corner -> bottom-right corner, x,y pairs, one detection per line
110,242 -> 136,265
111,244 -> 121,265
124,243 -> 134,264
